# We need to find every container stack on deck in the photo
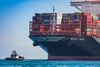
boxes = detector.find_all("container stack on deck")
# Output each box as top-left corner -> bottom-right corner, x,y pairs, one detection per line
30,12 -> 100,37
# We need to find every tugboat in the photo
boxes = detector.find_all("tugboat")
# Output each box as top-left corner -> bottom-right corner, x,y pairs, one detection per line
5,50 -> 24,60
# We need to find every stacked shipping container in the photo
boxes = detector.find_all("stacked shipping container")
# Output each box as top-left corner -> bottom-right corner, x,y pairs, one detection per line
61,13 -> 81,36
30,12 -> 100,37
91,14 -> 100,37
81,13 -> 93,36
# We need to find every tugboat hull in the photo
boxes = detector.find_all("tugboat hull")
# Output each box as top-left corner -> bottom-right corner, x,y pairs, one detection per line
5,57 -> 24,61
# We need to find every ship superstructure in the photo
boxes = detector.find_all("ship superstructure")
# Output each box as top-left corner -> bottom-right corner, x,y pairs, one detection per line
29,0 -> 100,60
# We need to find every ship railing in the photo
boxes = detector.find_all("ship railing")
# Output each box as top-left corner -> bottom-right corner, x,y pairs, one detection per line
29,22 -> 81,36
31,31 -> 80,36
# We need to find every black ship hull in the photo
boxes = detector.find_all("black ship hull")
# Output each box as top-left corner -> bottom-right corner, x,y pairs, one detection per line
29,35 -> 100,60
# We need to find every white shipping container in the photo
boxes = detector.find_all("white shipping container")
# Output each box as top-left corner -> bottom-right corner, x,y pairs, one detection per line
87,28 -> 92,32
57,13 -> 63,24
93,29 -> 97,32
92,13 -> 99,20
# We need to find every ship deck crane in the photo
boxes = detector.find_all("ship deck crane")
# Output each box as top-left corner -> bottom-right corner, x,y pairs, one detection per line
71,0 -> 100,14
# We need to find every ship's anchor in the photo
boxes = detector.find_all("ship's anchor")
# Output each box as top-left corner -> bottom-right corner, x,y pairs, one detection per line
33,40 -> 39,46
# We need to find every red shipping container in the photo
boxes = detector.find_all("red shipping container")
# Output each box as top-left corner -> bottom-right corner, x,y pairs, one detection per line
82,13 -> 91,16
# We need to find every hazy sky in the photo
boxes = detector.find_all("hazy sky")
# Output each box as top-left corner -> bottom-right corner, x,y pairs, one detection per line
0,0 -> 79,59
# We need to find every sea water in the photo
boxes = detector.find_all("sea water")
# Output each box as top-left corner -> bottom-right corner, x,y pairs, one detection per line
0,59 -> 100,67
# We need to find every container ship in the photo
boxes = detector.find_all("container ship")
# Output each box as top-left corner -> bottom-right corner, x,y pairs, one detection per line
29,0 -> 100,60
